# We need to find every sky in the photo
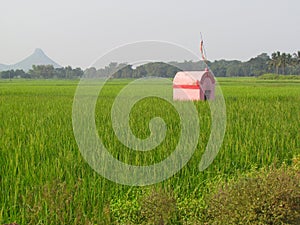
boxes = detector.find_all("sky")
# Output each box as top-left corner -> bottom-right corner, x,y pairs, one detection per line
1,0 -> 299,68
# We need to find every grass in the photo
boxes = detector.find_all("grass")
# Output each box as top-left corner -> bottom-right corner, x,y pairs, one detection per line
0,78 -> 299,224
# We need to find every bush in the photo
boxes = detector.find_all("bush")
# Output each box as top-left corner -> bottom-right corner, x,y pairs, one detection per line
258,73 -> 280,79
205,160 -> 300,224
140,188 -> 178,225
258,73 -> 300,80
109,187 -> 179,225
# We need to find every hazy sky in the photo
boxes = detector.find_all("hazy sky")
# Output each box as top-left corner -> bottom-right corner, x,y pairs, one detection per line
1,0 -> 299,68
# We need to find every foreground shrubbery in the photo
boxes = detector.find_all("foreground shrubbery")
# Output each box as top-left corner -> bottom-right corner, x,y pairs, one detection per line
108,157 -> 300,224
205,157 -> 300,225
15,159 -> 300,224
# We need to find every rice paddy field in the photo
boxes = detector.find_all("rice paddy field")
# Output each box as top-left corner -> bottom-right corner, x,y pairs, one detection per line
0,78 -> 299,224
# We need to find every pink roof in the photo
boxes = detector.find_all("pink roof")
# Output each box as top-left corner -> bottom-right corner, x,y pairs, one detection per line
173,70 -> 215,85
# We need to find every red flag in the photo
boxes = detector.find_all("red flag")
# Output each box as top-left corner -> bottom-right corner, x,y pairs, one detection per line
200,40 -> 206,61
200,40 -> 203,53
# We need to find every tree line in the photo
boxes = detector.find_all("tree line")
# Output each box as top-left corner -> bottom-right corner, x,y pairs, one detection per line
208,51 -> 300,77
0,65 -> 84,79
1,51 -> 300,79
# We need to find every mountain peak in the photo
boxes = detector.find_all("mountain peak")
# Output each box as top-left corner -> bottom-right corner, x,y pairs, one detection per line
0,48 -> 62,71
34,48 -> 45,55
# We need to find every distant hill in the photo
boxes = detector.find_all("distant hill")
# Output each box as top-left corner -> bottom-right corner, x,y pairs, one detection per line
0,48 -> 61,71
0,63 -> 8,71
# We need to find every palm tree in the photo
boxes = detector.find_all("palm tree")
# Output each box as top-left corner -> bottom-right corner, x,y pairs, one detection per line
293,51 -> 300,65
269,51 -> 282,74
276,51 -> 282,74
268,52 -> 279,74
270,51 -> 282,74
286,53 -> 292,74
281,52 -> 287,75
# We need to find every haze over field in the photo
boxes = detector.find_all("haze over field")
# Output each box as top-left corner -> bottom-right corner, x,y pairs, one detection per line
1,0 -> 300,68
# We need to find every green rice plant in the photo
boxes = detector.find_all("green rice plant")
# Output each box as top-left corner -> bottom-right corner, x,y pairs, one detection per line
0,78 -> 299,224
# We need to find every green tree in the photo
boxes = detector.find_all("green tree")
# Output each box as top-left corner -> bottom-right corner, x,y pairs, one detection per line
292,51 -> 300,65
29,65 -> 55,78
268,52 -> 278,73
84,67 -> 97,78
269,51 -> 285,74
281,52 -> 288,74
